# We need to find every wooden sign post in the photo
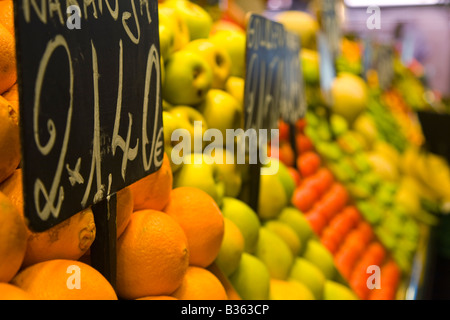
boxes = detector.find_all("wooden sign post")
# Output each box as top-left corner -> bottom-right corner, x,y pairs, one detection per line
14,0 -> 163,286
243,13 -> 286,212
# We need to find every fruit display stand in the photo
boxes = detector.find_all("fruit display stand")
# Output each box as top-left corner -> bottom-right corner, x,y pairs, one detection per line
0,0 -> 449,302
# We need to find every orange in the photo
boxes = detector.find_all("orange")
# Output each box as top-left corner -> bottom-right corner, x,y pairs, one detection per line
11,259 -> 118,300
0,169 -> 97,268
22,207 -> 96,268
164,187 -> 224,268
0,0 -> 14,36
0,168 -> 23,216
171,266 -> 228,300
0,191 -> 27,282
116,209 -> 189,299
130,153 -> 173,211
116,186 -> 133,239
0,95 -> 20,184
0,23 -> 16,94
0,282 -> 35,300
137,296 -> 178,300
2,82 -> 19,116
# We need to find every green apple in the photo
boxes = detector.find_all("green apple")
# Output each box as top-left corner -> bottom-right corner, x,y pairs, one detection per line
303,239 -> 336,280
158,6 -> 190,53
163,0 -> 213,41
254,227 -> 294,280
197,89 -> 243,140
209,30 -> 246,78
211,148 -> 242,198
163,50 -> 213,106
162,111 -> 183,173
323,280 -> 359,300
258,173 -> 288,221
162,100 -> 173,111
300,48 -> 320,85
275,10 -> 319,50
289,257 -> 326,299
220,197 -> 261,254
214,217 -> 245,277
184,39 -> 232,89
331,72 -> 368,125
229,253 -> 271,300
330,114 -> 349,137
158,11 -> 176,58
277,207 -> 315,255
225,76 -> 244,106
170,105 -> 208,151
173,153 -> 225,206
264,220 -> 302,257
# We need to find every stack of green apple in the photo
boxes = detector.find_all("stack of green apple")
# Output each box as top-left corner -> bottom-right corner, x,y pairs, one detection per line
304,108 -> 421,274
215,196 -> 358,300
159,0 -> 247,208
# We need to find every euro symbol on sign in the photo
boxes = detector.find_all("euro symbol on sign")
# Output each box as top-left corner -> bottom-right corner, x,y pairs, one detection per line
67,5 -> 81,30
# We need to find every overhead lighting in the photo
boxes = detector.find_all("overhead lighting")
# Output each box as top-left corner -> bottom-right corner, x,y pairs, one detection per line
344,0 -> 445,7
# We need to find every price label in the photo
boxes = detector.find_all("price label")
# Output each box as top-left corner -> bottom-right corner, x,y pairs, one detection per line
15,0 -> 163,232
244,14 -> 285,131
279,31 -> 307,125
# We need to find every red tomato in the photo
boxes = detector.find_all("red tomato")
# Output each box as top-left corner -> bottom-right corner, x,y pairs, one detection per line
302,168 -> 334,198
297,151 -> 321,178
278,120 -> 290,142
305,210 -> 327,235
321,227 -> 341,254
340,206 -> 362,226
296,134 -> 314,153
328,212 -> 355,238
295,118 -> 307,133
291,186 -> 319,212
279,141 -> 295,167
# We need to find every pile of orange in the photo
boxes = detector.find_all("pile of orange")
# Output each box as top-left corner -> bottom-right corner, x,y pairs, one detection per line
0,1 -> 231,300
277,119 -> 402,300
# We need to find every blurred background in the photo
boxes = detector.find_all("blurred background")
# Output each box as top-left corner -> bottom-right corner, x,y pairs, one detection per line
196,0 -> 450,98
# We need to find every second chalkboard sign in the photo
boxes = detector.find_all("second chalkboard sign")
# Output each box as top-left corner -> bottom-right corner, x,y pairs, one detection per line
244,14 -> 285,132
15,0 -> 163,232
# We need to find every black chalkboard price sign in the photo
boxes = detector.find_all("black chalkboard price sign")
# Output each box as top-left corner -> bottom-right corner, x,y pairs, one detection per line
14,1 -> 163,284
243,14 -> 286,212
14,0 -> 163,232
244,13 -> 285,132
